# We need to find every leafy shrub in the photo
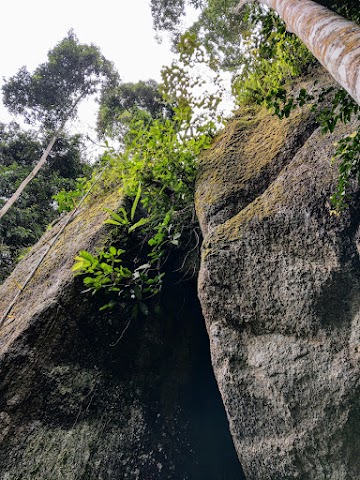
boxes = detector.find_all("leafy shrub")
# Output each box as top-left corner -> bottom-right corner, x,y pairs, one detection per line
71,36 -> 219,314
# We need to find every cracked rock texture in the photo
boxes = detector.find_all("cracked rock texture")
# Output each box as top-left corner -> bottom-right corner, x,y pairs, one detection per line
0,191 -> 242,479
196,97 -> 360,479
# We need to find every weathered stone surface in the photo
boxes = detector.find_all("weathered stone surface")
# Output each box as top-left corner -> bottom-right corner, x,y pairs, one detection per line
0,192 -> 242,478
196,99 -> 360,479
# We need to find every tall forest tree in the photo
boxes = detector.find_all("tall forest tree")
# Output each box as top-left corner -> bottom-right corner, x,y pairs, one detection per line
0,30 -> 117,219
235,0 -> 360,106
97,79 -> 174,142
0,122 -> 91,282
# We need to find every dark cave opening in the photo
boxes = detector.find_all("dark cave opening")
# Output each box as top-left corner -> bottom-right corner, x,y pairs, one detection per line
157,279 -> 246,480
78,275 -> 246,479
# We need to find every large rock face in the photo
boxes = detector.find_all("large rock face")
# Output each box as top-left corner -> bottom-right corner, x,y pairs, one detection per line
196,99 -> 360,479
0,191 -> 242,478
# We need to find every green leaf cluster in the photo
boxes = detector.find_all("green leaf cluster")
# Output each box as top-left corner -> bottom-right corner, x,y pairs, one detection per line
330,131 -> 360,211
72,223 -> 166,315
0,123 -> 91,282
260,82 -> 360,211
72,38 -> 219,314
53,176 -> 92,213
231,7 -> 315,106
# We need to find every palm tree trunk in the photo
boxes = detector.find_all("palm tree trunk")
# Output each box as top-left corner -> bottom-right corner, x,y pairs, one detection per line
238,0 -> 360,106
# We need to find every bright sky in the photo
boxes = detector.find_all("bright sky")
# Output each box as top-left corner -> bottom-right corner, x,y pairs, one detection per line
0,0 -> 176,132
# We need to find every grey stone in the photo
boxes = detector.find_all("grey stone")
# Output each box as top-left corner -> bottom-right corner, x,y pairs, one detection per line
196,94 -> 360,479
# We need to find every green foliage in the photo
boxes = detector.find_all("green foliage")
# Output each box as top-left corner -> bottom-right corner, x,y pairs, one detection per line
261,82 -> 360,131
0,123 -> 91,282
72,35 -> 218,313
72,214 -> 166,315
330,131 -> 360,211
2,30 -> 117,129
186,0 -> 250,71
231,7 -> 315,105
149,0 -> 360,110
103,186 -> 151,233
0,31 -> 115,224
161,31 -> 226,131
151,0 -> 250,71
73,248 -> 131,294
316,91 -> 360,211
150,0 -> 359,107
150,0 -> 197,32
73,114 -> 204,311
97,79 -> 173,141
262,81 -> 360,211
262,87 -> 312,119
150,0 -> 360,36
53,176 -> 92,213
152,1 -> 315,114
316,88 -> 360,133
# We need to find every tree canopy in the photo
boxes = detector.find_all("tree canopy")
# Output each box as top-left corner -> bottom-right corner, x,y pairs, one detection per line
150,0 -> 360,95
0,31 -> 117,219
150,0 -> 360,37
2,30 -> 118,130
97,79 -> 173,141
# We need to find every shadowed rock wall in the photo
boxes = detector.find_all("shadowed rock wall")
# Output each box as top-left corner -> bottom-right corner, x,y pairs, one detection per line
0,192 -> 243,479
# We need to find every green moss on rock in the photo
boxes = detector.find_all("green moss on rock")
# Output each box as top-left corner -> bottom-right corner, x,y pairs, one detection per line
195,104 -> 312,235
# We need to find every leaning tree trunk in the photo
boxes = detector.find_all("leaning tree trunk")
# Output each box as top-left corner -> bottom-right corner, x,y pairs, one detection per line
0,93 -> 86,220
237,0 -> 360,106
0,131 -> 61,219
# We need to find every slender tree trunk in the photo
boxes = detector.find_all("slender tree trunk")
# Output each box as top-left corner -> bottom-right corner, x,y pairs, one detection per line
238,0 -> 360,106
0,93 -> 86,220
0,132 -> 62,219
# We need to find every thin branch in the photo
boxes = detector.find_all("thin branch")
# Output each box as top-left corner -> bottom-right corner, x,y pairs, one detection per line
110,317 -> 132,347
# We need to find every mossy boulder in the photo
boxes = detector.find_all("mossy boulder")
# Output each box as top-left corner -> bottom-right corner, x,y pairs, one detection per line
0,189 -> 242,479
196,84 -> 360,479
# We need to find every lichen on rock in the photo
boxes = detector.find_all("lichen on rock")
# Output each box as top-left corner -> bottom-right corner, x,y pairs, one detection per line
196,90 -> 360,479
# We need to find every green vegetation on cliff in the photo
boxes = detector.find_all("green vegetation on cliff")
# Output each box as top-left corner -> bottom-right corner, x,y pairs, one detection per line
69,38 -> 219,314
0,124 -> 91,282
2,0 -> 360,303
66,0 -> 360,314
